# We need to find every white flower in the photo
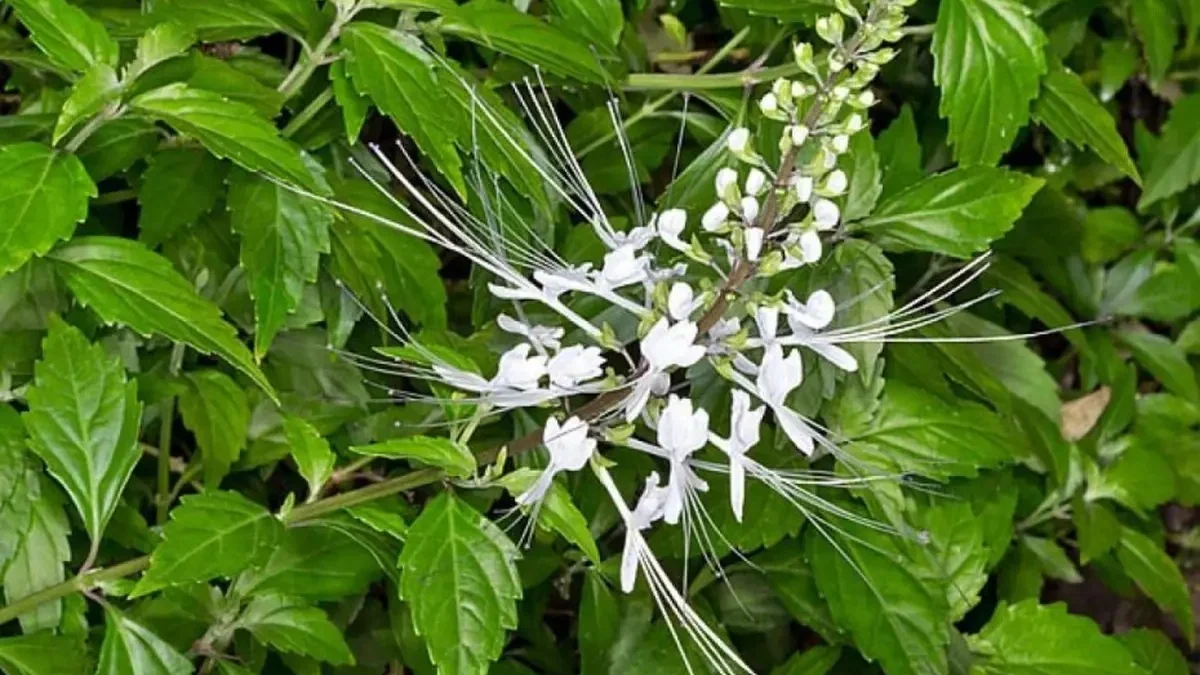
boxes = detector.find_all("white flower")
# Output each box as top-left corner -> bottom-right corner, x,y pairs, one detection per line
812,198 -> 840,229
744,226 -> 764,262
609,225 -> 656,251
654,209 -> 689,253
642,318 -> 706,371
831,134 -> 850,154
759,92 -> 779,115
745,168 -> 767,196
516,416 -> 595,506
708,390 -> 765,521
789,125 -> 810,147
497,314 -> 563,351
790,81 -> 808,99
599,247 -> 649,289
494,343 -> 547,390
846,113 -> 865,132
755,345 -> 815,454
668,282 -> 698,321
657,395 -> 710,524
755,305 -> 780,344
799,229 -> 822,263
702,202 -> 729,232
740,196 -> 760,223
823,170 -> 847,196
858,90 -> 876,106
727,127 -> 750,154
715,167 -> 739,200
793,175 -> 814,202
784,289 -> 835,330
832,85 -> 850,100
547,345 -> 605,388
621,472 -> 669,592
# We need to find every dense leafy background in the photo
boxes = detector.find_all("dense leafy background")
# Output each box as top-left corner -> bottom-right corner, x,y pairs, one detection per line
0,0 -> 1198,674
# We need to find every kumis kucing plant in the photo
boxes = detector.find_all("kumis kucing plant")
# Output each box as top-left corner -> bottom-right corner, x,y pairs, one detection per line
0,0 -> 1197,674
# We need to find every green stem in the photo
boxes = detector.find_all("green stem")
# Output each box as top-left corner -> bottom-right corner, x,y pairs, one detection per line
156,343 -> 186,524
92,188 -> 138,205
0,556 -> 151,626
63,105 -> 122,153
277,4 -> 357,102
281,87 -> 334,138
285,467 -> 443,523
622,62 -> 803,91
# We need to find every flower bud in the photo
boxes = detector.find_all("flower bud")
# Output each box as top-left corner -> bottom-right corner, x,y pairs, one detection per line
771,78 -> 792,106
793,42 -> 817,76
715,168 -> 739,200
815,15 -> 844,45
831,134 -> 850,154
789,124 -> 810,146
828,51 -> 845,73
832,85 -> 850,101
759,92 -> 778,114
790,81 -> 809,100
812,198 -> 840,229
823,169 -> 847,196
702,202 -> 730,232
727,127 -> 751,154
740,196 -> 760,223
745,168 -> 767,196
793,175 -> 814,203
868,48 -> 897,65
846,113 -> 865,133
744,227 -> 764,262
799,229 -> 822,263
855,90 -> 876,108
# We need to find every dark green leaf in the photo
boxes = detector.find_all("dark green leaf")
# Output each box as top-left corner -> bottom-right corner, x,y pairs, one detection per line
75,118 -> 161,181
185,53 -> 286,119
9,0 -> 118,73
235,593 -> 354,664
1131,0 -> 1178,87
876,104 -> 922,199
1081,207 -> 1141,264
0,633 -> 88,675
0,142 -> 95,275
282,417 -> 334,500
3,476 -> 70,634
579,570 -> 618,675
234,522 -> 385,601
968,600 -> 1142,674
329,60 -> 368,143
1073,499 -> 1121,564
1021,535 -> 1082,583
153,0 -> 321,42
495,468 -> 601,563
0,405 -> 36,572
177,369 -> 250,487
1118,628 -> 1188,675
1118,329 -> 1200,403
753,538 -> 843,643
1138,94 -> 1200,210
137,148 -> 228,247
718,0 -> 832,22
1033,66 -> 1140,184
97,606 -> 193,675
548,0 -> 623,48
771,646 -> 842,675
1116,527 -> 1194,646
842,130 -> 881,223
349,436 -> 475,478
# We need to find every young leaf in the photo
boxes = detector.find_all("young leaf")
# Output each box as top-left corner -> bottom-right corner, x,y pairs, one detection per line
398,492 -> 522,675
495,468 -> 602,563
282,416 -> 335,500
967,600 -> 1143,674
1131,0 -> 1178,87
52,63 -> 121,143
855,167 -> 1044,258
97,606 -> 193,675
130,83 -> 321,191
876,104 -> 922,199
235,593 -> 355,665
349,436 -> 475,478
137,148 -> 228,247
1117,330 -> 1200,403
177,369 -> 250,487
0,142 -> 96,276
1116,527 -> 1195,646
8,0 -> 118,73
0,633 -> 89,675
128,22 -> 196,78
932,0 -> 1047,165
1138,94 -> 1200,210
1118,628 -> 1189,675
22,316 -> 141,551
1032,66 -> 1140,184
132,490 -> 283,596
47,236 -> 276,400
3,477 -> 70,634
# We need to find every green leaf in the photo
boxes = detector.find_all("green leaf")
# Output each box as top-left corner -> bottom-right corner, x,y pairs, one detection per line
350,436 -> 475,478
441,1 -> 611,83
1131,0 -> 1178,87
718,0 -> 833,22
184,53 -> 286,119
1020,535 -> 1083,583
753,539 -> 843,643
0,143 -> 95,276
53,63 -> 121,143
842,130 -> 881,223
76,118 -> 161,181
1138,93 -> 1200,210
1073,499 -> 1121,564
8,0 -> 118,73
137,148 -> 228,247
809,239 -> 894,380
47,236 -> 276,400
1032,66 -> 1140,184
911,499 -> 989,619
1087,441 -> 1176,512
339,23 -> 466,197
177,369 -> 249,487
1118,329 -> 1200,403
130,83 -> 320,191
806,510 -> 950,675
97,606 -> 193,675
282,416 -> 335,500
1081,207 -> 1141,264
548,0 -> 623,48
0,633 -> 88,675
2,477 -> 70,634
876,104 -> 922,199
0,405 -> 37,571
128,22 -> 196,78
153,0 -> 321,42
1099,41 -> 1138,103
579,570 -> 619,675
1118,628 -> 1189,675
234,522 -> 386,601
398,492 -> 522,675
967,600 -> 1143,674
495,468 -> 601,563
228,169 -> 332,357
329,60 -> 368,143
22,316 -> 141,549
1116,527 -> 1195,646
235,593 -> 354,665
133,490 -> 283,596
932,0 -> 1047,165
771,646 -> 842,675
848,380 -> 1016,480
856,167 -> 1044,258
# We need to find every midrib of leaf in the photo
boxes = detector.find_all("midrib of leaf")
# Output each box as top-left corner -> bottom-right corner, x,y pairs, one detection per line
0,152 -> 56,256
62,343 -> 102,537
156,508 -> 269,574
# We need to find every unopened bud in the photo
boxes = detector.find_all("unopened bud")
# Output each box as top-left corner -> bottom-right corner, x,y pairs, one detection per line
702,202 -> 730,232
740,196 -> 760,223
745,168 -> 767,196
715,167 -> 739,200
823,169 -> 847,196
793,175 -> 814,203
812,198 -> 840,229
831,134 -> 850,154
727,127 -> 750,154
793,42 -> 817,77
789,124 -> 810,146
744,227 -> 764,262
846,113 -> 865,132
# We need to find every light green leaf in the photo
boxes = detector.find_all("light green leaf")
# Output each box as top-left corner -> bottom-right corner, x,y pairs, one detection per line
933,0 -> 1047,165
967,600 -> 1144,674
133,490 -> 283,596
0,633 -> 88,675
350,436 -> 475,478
842,130 -> 881,223
128,22 -> 196,78
1131,0 -> 1178,87
876,104 -> 922,199
282,416 -> 335,500
8,0 -> 118,73
1021,535 -> 1082,583
329,60 -> 368,143
1116,527 -> 1195,646
177,369 -> 249,487
856,167 -> 1044,258
137,148 -> 228,247
185,52 -> 286,119
0,405 -> 37,572
97,606 -> 193,675
398,492 -> 522,675
549,0 -> 623,48
235,593 -> 354,665
1118,329 -> 1200,403
771,646 -> 842,675
339,23 -> 466,196
1087,441 -> 1176,512
76,118 -> 161,181
3,476 -> 70,634
234,522 -> 386,601
912,500 -> 989,619
228,169 -> 332,357
0,142 -> 95,275
1118,628 -> 1189,675
495,468 -> 601,563
718,0 -> 833,23
22,316 -> 141,549
153,0 -> 321,42
47,236 -> 276,400
53,63 -> 121,143
1138,94 -> 1200,210
130,83 -> 320,191
441,1 -> 611,83
1032,66 -> 1140,184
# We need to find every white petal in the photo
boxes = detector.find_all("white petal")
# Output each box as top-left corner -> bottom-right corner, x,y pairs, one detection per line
799,229 -> 822,262
701,202 -> 730,231
741,196 -> 760,223
715,167 -> 738,197
813,198 -> 840,229
744,227 -> 764,261
727,127 -> 750,154
668,282 -> 695,321
745,168 -> 767,196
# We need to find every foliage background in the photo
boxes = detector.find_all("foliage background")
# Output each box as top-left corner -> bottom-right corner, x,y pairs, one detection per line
0,0 -> 1198,673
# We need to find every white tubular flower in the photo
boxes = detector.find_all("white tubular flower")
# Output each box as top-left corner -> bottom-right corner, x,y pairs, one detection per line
744,226 -> 764,262
740,196 -> 760,223
657,395 -> 710,525
702,202 -> 730,232
654,209 -> 689,253
626,318 -> 706,421
668,282 -> 698,321
708,390 -> 766,522
547,345 -> 605,388
785,289 -> 836,330
715,167 -> 739,200
744,168 -> 767,197
497,314 -> 563,351
755,345 -> 814,454
793,175 -> 814,203
608,225 -> 656,252
823,170 -> 848,196
621,472 -> 669,592
600,247 -> 650,289
755,305 -> 780,345
727,127 -> 750,154
812,198 -> 840,230
516,416 -> 596,506
494,344 -> 547,390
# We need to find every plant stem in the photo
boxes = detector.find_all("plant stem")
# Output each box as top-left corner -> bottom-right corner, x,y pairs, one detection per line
92,188 -> 138,205
0,556 -> 151,625
156,343 -> 186,524
277,4 -> 356,102
623,62 -> 803,91
281,87 -> 334,138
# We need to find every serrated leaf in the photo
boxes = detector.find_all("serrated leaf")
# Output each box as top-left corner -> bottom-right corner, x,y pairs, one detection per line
856,167 -> 1044,258
177,369 -> 249,487
76,118 -> 161,181
912,500 -> 989,619
137,148 -> 228,247
22,316 -> 141,550
152,0 -> 321,42
398,492 -> 522,675
1118,628 -> 1188,675
184,52 -> 286,119
329,61 -> 368,143
967,600 -> 1143,674
53,63 -> 121,143
717,0 -> 833,22
1118,329 -> 1200,403
0,405 -> 36,572
47,236 -> 276,401
350,436 -> 475,478
97,606 -> 193,675
495,468 -> 601,563
842,130 -> 881,223
128,22 -> 196,78
1021,535 -> 1083,583
234,522 -> 386,601
579,570 -> 618,675
933,0 -> 1047,166
753,539 -> 843,644
1131,0 -> 1178,87
130,83 -> 320,191
1032,66 -> 1140,184
549,0 -> 623,48
282,416 -> 335,500
235,593 -> 354,664
1138,94 -> 1200,210
0,633 -> 88,675
0,142 -> 95,275
3,476 -> 70,634
8,0 -> 118,73
876,104 -> 922,199
771,646 -> 841,675
228,169 -> 332,357
133,490 -> 282,596
1116,527 -> 1194,646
